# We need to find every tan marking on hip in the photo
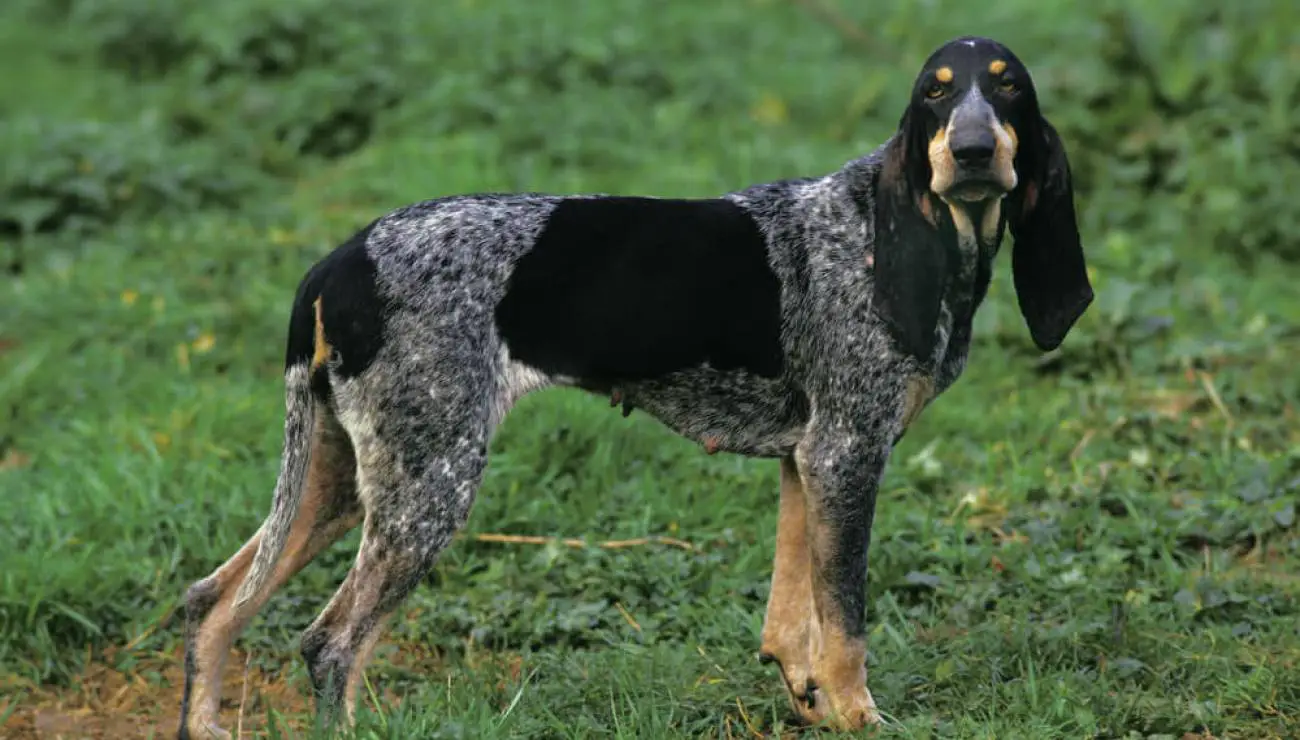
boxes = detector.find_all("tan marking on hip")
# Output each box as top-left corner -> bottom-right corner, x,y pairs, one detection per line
312,297 -> 332,370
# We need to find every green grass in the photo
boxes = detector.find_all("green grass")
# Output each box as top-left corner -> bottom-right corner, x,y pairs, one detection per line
3,1 -> 1299,738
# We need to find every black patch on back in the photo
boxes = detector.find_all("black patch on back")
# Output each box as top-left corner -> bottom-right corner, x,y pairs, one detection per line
285,219 -> 387,391
495,197 -> 785,383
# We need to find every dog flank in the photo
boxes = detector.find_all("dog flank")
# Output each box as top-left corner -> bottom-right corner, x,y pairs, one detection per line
178,35 -> 1092,736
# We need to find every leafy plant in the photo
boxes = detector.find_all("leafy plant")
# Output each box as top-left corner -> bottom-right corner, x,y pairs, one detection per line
0,116 -> 257,238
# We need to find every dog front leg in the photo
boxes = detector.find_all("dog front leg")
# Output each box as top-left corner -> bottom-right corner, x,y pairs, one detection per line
791,426 -> 892,730
759,455 -> 816,712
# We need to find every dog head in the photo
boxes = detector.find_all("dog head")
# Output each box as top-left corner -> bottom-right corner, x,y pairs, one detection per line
873,36 -> 1093,363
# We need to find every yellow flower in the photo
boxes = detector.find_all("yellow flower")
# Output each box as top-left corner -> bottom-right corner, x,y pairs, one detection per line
269,227 -> 296,246
750,92 -> 789,126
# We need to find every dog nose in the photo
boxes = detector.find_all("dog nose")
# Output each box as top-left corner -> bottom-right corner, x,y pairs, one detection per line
950,131 -> 996,168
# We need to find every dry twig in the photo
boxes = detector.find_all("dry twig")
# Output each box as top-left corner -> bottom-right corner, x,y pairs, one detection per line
471,533 -> 695,551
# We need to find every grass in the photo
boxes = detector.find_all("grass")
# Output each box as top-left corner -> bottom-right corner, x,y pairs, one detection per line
3,0 -> 1299,738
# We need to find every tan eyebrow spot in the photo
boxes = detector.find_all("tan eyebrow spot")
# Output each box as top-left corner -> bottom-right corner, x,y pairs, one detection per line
989,59 -> 1007,75
935,66 -> 954,83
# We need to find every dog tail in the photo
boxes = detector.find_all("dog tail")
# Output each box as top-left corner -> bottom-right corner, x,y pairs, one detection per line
233,362 -> 315,610
232,286 -> 327,611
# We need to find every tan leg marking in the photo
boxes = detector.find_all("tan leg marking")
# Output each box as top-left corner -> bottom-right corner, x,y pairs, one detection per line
343,617 -> 390,721
799,457 -> 881,731
760,455 -> 816,715
774,447 -> 878,728
300,570 -> 389,726
184,538 -> 260,740
184,412 -> 360,739
299,519 -> 414,729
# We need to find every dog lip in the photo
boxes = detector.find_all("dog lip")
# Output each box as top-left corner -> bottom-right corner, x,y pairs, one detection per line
951,167 -> 998,183
944,176 -> 1006,202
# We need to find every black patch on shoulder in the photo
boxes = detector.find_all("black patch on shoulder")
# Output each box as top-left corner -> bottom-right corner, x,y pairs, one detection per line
495,197 -> 785,383
285,219 -> 387,389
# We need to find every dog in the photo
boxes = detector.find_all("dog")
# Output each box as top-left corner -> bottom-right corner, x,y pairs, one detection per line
177,35 -> 1092,738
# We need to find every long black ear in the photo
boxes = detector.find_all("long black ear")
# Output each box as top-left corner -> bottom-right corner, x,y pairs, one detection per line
1009,118 -> 1093,351
871,131 -> 957,366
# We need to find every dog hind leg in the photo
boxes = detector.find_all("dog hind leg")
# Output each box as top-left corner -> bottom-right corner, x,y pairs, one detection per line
299,371 -> 492,731
179,402 -> 362,740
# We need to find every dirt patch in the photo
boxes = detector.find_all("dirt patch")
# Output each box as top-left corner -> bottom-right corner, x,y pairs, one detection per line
1,646 -> 314,740
0,634 -> 470,740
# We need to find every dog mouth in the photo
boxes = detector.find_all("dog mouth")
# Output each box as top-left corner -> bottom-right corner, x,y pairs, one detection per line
945,173 -> 1008,202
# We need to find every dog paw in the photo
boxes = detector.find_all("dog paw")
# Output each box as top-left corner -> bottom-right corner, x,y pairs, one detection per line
761,646 -> 882,731
817,684 -> 881,731
758,644 -> 818,719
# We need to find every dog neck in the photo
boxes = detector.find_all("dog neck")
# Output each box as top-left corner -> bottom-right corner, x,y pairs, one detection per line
931,192 -> 1004,321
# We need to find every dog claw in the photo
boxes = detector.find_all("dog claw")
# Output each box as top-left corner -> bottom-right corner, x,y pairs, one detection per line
610,389 -> 622,407
703,436 -> 721,455
803,679 -> 819,708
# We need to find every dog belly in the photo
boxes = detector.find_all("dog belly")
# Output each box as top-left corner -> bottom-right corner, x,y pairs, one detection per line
596,368 -> 808,458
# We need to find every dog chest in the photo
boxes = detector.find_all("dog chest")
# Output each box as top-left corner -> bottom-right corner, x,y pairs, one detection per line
597,366 -> 809,459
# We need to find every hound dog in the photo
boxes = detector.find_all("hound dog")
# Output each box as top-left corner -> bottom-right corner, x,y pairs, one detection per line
178,35 -> 1092,737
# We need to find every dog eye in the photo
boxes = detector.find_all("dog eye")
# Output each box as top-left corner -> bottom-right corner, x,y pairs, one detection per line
924,82 -> 946,100
998,79 -> 1019,95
